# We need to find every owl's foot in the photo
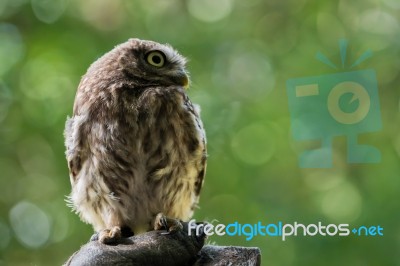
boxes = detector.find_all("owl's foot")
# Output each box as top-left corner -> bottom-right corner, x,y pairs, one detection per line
97,226 -> 122,244
90,226 -> 133,243
154,213 -> 183,235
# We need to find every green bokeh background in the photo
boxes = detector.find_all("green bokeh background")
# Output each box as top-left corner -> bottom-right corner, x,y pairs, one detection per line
1,0 -> 400,265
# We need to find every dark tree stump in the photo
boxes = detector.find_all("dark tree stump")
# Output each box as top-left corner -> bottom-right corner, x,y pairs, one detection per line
64,221 -> 261,266
195,245 -> 261,266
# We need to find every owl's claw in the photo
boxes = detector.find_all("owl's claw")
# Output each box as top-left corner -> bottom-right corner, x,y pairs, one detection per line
98,226 -> 122,244
154,213 -> 183,234
90,232 -> 99,242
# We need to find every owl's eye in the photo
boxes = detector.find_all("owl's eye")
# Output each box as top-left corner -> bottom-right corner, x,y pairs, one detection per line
146,51 -> 165,67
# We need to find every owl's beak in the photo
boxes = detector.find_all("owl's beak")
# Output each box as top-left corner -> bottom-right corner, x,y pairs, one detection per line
182,75 -> 189,89
173,71 -> 190,89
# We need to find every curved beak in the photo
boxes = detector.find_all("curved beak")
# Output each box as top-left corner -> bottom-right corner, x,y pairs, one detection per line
172,71 -> 190,89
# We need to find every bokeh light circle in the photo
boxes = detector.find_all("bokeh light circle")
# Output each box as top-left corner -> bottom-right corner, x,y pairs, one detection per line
320,182 -> 362,222
231,123 -> 275,165
9,201 -> 51,249
0,23 -> 24,76
187,0 -> 233,22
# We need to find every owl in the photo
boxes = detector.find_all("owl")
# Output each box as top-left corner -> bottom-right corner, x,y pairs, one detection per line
64,38 -> 207,243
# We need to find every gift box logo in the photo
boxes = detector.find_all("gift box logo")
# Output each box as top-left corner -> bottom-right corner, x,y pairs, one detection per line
286,40 -> 382,168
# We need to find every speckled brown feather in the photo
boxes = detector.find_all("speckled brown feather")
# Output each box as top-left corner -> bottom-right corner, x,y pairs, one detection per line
64,39 -> 207,238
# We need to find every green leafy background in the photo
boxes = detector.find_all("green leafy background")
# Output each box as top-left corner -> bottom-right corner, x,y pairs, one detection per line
0,0 -> 399,265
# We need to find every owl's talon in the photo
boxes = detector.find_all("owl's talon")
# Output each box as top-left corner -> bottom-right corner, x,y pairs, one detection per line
90,232 -> 99,242
155,213 -> 169,230
98,226 -> 122,244
154,213 -> 183,233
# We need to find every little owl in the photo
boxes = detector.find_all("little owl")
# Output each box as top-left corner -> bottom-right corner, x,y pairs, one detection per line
64,38 -> 207,243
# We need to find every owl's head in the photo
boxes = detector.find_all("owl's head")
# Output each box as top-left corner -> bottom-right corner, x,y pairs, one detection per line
112,38 -> 189,89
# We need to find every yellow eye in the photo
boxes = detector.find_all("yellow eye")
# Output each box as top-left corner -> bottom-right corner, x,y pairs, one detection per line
146,51 -> 165,67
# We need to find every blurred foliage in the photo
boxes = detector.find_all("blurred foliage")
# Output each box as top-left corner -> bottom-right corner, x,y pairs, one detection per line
0,0 -> 400,265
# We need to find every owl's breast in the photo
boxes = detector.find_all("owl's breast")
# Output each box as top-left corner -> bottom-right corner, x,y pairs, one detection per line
131,86 -> 206,220
136,86 -> 205,164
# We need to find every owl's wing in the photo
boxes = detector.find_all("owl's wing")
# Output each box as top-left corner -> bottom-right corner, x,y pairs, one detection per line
64,115 -> 88,183
194,153 -> 207,197
192,103 -> 207,197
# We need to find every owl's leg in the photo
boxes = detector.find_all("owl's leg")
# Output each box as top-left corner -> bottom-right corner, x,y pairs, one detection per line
153,213 -> 183,234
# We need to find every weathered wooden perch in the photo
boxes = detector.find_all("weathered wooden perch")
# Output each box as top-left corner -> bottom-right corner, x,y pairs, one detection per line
64,221 -> 261,266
